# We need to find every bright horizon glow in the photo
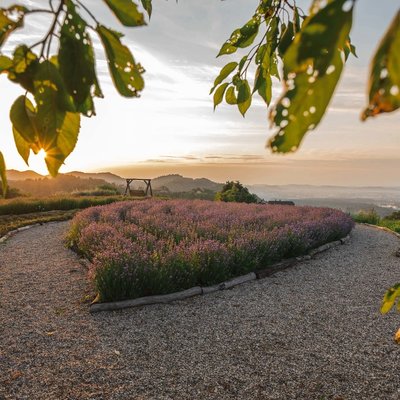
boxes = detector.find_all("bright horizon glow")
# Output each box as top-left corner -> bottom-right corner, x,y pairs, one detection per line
1,0 -> 399,186
28,149 -> 48,176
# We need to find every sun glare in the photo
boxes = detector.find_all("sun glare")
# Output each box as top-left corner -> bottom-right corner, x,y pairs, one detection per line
29,149 -> 48,176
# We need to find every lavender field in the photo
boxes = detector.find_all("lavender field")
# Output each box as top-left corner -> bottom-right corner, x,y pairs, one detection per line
67,200 -> 354,302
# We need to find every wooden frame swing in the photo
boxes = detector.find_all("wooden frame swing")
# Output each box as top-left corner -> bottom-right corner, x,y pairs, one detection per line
124,178 -> 153,197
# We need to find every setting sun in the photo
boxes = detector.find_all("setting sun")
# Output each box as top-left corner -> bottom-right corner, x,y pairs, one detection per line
28,149 -> 48,176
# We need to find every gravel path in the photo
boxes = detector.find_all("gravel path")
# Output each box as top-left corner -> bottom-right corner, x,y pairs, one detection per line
0,222 -> 399,400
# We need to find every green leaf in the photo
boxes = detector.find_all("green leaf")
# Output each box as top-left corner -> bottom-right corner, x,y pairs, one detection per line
213,82 -> 229,110
238,56 -> 248,72
13,126 -> 31,165
13,44 -> 36,73
103,0 -> 146,27
45,112 -> 80,177
381,283 -> 400,314
225,86 -> 237,105
59,1 -> 98,116
293,6 -> 301,32
255,44 -> 267,65
97,25 -> 145,97
0,151 -> 6,198
362,11 -> 400,120
140,0 -> 152,18
237,80 -> 251,116
10,95 -> 38,144
278,22 -> 294,57
7,45 -> 38,93
266,16 -> 279,56
33,61 -> 75,150
344,37 -> 357,60
269,0 -> 354,153
210,62 -> 237,94
0,55 -> 12,73
254,67 -> 272,105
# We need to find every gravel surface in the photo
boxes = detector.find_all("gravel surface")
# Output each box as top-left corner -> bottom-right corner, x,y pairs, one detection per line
0,222 -> 399,400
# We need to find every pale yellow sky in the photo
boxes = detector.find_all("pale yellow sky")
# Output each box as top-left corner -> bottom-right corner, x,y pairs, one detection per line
1,0 -> 399,185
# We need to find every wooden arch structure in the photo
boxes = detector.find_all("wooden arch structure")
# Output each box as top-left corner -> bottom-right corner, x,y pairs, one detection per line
124,178 -> 153,197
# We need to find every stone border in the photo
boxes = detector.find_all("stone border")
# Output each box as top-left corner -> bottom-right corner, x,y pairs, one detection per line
0,219 -> 74,245
0,223 -> 41,244
90,234 -> 351,313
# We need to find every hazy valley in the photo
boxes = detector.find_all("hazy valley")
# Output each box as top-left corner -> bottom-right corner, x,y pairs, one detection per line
4,169 -> 400,216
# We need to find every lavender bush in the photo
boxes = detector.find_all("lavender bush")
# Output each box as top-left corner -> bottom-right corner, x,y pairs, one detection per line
67,199 -> 354,302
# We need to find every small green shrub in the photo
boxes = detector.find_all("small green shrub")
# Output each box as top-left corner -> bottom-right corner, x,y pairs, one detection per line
215,181 -> 259,203
352,209 -> 380,224
384,210 -> 400,220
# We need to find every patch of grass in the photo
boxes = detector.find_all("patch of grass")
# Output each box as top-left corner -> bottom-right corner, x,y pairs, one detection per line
0,210 -> 76,237
379,219 -> 400,234
352,209 -> 380,224
352,208 -> 400,234
0,196 -> 127,216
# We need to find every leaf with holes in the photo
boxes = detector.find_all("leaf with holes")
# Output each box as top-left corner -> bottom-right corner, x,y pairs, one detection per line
381,283 -> 400,314
218,29 -> 240,57
269,49 -> 344,152
59,1 -> 99,116
0,7 -> 26,47
284,0 -> 353,77
103,0 -> 145,27
45,111 -> 80,177
362,11 -> 400,120
217,16 -> 260,57
236,17 -> 260,48
210,62 -> 237,94
269,0 -> 354,153
0,152 -> 6,198
97,25 -> 144,97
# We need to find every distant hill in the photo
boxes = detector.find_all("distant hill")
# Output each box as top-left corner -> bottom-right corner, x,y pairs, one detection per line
4,170 -> 223,197
65,171 -> 126,186
7,174 -> 114,197
6,169 -> 44,181
151,174 -> 223,192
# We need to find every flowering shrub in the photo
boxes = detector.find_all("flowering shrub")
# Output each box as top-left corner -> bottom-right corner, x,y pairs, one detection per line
67,199 -> 354,302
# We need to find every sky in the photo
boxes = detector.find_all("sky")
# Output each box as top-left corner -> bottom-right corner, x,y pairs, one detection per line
0,0 -> 399,186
